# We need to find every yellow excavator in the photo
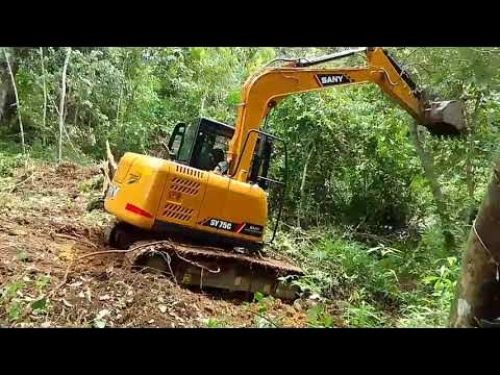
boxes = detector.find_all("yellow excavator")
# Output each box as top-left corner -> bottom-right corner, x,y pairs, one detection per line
104,47 -> 465,299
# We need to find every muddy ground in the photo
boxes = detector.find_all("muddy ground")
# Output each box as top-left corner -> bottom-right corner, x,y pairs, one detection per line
0,162 -> 341,328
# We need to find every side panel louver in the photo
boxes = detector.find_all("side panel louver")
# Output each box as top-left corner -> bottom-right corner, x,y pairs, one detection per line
157,163 -> 207,226
170,177 -> 200,196
163,203 -> 194,222
176,165 -> 205,179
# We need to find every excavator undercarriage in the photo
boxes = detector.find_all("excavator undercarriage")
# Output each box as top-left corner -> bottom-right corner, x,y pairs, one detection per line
106,222 -> 303,300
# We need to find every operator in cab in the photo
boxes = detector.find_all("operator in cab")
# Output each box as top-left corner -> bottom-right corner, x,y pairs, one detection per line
212,148 -> 229,175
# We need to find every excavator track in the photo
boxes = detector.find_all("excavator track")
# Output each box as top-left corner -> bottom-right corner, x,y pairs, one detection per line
107,222 -> 303,300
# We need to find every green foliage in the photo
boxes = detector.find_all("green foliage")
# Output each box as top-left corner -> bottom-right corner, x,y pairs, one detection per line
251,292 -> 281,328
291,236 -> 403,302
1,282 -> 26,322
306,304 -> 335,328
4,47 -> 500,327
35,276 -> 51,291
78,175 -> 103,193
0,275 -> 52,325
16,250 -> 30,262
8,301 -> 22,321
422,257 -> 460,308
0,151 -> 25,177
268,87 -> 421,231
2,282 -> 26,300
272,223 -> 464,327
204,318 -> 227,328
31,298 -> 47,315
254,314 -> 279,328
344,301 -> 388,328
253,291 -> 265,303
93,309 -> 110,328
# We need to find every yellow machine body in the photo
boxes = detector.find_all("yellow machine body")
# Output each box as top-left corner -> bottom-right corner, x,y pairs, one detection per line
104,152 -> 268,247
105,47 -> 465,253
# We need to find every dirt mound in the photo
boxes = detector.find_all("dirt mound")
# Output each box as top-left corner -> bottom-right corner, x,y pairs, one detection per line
0,161 -> 322,328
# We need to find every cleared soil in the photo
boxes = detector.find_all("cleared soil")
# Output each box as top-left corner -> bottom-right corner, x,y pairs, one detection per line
0,162 -> 339,328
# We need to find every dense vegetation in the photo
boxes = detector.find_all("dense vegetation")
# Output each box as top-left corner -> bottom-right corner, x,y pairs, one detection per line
2,47 -> 500,327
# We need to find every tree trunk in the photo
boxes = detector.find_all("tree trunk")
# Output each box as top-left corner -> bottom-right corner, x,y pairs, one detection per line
410,121 -> 453,246
115,51 -> 130,126
0,72 -> 11,123
39,47 -> 48,133
3,48 -> 25,156
297,141 -> 315,228
450,161 -> 500,327
465,95 -> 482,221
58,47 -> 71,163
0,50 -> 19,126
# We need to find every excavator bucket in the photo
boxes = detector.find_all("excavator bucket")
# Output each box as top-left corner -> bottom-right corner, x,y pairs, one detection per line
425,100 -> 466,136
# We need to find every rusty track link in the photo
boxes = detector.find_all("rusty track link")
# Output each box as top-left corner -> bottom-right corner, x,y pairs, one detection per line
127,240 -> 303,276
123,239 -> 303,299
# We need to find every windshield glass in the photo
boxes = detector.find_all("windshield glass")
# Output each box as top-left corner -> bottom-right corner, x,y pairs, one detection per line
176,124 -> 198,163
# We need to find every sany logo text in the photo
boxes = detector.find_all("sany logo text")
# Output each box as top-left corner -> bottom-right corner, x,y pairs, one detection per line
316,74 -> 351,86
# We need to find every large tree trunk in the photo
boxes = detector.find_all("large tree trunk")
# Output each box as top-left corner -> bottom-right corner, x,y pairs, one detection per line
0,51 -> 19,125
0,48 -> 32,127
450,161 -> 500,327
3,49 -> 25,155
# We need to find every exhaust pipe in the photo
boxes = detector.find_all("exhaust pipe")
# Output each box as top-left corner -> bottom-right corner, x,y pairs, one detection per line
424,100 -> 466,136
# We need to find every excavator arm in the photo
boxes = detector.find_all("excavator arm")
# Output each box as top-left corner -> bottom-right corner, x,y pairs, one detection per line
228,47 -> 465,181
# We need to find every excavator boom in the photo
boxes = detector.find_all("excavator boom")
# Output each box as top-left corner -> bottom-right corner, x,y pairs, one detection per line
228,47 -> 465,181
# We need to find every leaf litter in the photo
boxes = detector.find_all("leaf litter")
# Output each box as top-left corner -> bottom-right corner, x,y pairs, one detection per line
0,161 -> 324,328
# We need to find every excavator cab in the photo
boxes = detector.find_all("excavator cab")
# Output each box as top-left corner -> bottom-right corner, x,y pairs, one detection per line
167,117 -> 287,243
168,117 -> 234,172
168,117 -> 283,190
